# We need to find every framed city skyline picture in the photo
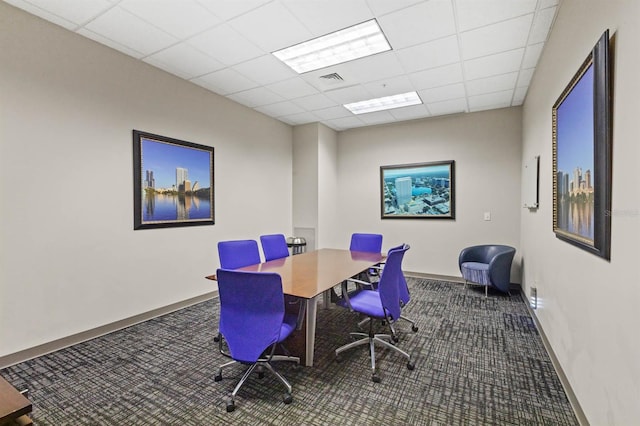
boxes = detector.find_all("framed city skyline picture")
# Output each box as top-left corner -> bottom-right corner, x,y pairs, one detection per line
380,160 -> 455,219
552,30 -> 611,259
133,130 -> 214,230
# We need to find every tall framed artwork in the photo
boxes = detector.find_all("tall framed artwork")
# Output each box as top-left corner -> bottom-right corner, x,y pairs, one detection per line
552,30 -> 611,259
133,130 -> 214,230
380,160 -> 455,219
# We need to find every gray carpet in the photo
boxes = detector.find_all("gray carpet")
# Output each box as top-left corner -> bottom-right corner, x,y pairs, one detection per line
1,278 -> 578,425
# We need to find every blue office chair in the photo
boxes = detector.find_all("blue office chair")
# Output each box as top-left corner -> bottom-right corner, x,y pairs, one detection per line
218,239 -> 261,270
351,243 -> 418,340
260,234 -> 290,262
215,240 -> 262,345
349,233 -> 383,253
459,244 -> 516,297
214,269 -> 299,412
349,233 -> 383,282
335,244 -> 415,383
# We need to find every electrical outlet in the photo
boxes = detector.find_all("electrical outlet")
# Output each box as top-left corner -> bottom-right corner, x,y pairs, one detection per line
483,212 -> 491,221
530,287 -> 538,309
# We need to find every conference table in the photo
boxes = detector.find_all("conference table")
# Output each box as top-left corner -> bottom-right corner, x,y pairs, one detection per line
207,248 -> 384,366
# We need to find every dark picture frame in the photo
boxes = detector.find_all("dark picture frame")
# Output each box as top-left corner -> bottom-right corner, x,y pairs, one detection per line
380,160 -> 455,219
552,30 -> 611,259
133,130 -> 214,230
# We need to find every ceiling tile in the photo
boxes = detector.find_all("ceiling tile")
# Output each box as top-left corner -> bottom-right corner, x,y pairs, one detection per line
232,55 -> 297,86
292,93 -> 336,111
7,0 -> 113,26
539,0 -> 559,8
228,1 -> 312,52
365,0 -> 423,17
427,98 -> 467,116
358,110 -> 397,125
522,43 -> 544,68
528,6 -> 557,44
460,14 -> 533,60
378,0 -> 455,49
192,68 -> 257,95
226,86 -> 285,108
119,0 -> 219,39
329,51 -> 406,84
77,28 -> 145,58
279,111 -> 322,126
419,83 -> 466,104
84,6 -> 178,56
517,68 -> 535,87
282,0 -> 373,37
322,84 -> 372,104
266,77 -> 318,99
409,63 -> 464,90
187,24 -> 263,66
144,44 -> 224,79
197,0 -> 272,20
455,0 -> 537,32
466,72 -> 518,96
363,75 -> 415,98
324,116 -> 366,130
463,48 -> 524,80
255,101 -> 305,117
313,106 -> 352,120
395,35 -> 460,73
389,104 -> 431,121
468,89 -> 513,111
513,86 -> 528,105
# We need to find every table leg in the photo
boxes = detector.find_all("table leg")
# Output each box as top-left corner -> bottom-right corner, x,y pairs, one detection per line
304,296 -> 318,367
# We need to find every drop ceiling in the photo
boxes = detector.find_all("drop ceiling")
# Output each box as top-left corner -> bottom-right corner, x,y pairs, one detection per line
4,0 -> 560,130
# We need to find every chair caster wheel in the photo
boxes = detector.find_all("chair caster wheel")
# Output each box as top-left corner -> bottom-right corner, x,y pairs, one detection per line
335,355 -> 342,363
214,370 -> 222,382
407,362 -> 415,370
226,399 -> 235,412
392,335 -> 399,343
258,371 -> 265,379
412,325 -> 419,332
283,393 -> 293,404
214,332 -> 221,343
372,374 -> 381,383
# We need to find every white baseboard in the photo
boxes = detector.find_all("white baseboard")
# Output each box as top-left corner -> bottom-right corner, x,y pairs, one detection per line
520,290 -> 589,426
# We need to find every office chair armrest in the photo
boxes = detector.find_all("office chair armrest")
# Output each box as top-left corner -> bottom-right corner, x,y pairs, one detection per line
348,277 -> 377,291
340,280 -> 357,310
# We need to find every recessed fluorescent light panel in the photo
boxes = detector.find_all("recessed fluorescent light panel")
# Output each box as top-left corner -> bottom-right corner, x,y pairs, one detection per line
344,92 -> 423,115
272,19 -> 391,74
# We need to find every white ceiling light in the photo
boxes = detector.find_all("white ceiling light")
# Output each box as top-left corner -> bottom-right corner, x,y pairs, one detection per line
272,19 -> 391,74
344,92 -> 423,115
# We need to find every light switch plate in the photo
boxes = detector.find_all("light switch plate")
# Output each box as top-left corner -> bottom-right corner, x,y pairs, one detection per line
483,212 -> 491,221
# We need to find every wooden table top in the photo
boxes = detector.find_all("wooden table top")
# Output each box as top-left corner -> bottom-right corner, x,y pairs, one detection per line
0,376 -> 31,424
208,248 -> 384,299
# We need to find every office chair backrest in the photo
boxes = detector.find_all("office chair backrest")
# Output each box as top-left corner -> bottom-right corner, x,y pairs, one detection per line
385,244 -> 410,305
260,234 -> 290,262
349,233 -> 383,253
216,269 -> 285,363
377,244 -> 410,322
218,240 -> 261,270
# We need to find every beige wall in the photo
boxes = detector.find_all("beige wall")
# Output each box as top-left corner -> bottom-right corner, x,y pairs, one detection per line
0,3 -> 292,357
521,0 -> 640,424
331,108 -> 523,278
